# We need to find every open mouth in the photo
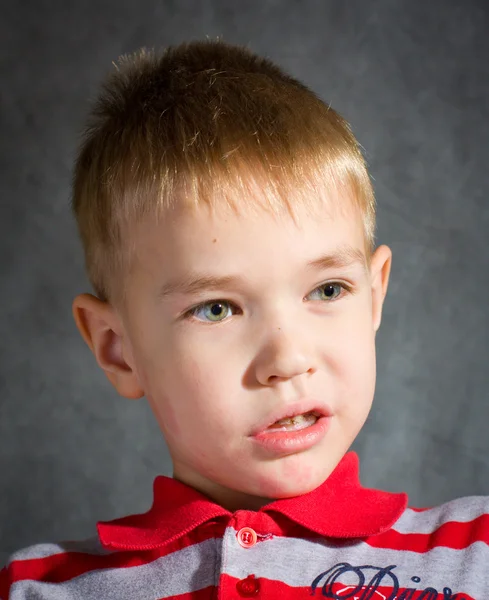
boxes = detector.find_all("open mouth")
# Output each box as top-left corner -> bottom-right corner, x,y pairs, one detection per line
265,411 -> 320,433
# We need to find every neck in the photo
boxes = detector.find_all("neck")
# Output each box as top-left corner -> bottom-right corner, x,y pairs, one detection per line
172,467 -> 273,512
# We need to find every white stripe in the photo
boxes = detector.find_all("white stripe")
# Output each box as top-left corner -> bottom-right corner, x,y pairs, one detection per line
6,536 -> 113,562
393,496 -> 489,534
10,538 -> 219,600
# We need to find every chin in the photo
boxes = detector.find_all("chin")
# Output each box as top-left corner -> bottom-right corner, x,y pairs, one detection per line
252,460 -> 332,500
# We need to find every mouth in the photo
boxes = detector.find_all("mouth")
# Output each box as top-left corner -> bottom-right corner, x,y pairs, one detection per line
250,403 -> 332,455
264,411 -> 321,433
251,401 -> 333,437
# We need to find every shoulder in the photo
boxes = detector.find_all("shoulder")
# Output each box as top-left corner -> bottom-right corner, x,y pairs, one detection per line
0,535 -> 110,599
392,495 -> 489,539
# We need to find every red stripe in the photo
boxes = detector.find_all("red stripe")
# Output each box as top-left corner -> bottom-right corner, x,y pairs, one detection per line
369,514 -> 489,552
0,567 -> 9,599
219,573 -> 318,599
0,526 -> 220,592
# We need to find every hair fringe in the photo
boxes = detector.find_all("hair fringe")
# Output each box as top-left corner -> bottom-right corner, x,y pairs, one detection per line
72,39 -> 376,308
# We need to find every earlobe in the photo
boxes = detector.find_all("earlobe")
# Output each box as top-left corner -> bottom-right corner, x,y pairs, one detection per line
370,245 -> 392,332
72,293 -> 144,399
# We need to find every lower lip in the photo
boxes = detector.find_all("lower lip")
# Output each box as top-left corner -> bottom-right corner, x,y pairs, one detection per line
250,416 -> 331,456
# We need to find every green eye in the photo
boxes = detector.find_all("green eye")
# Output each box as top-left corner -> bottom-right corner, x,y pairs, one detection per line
192,301 -> 232,322
187,282 -> 348,323
308,283 -> 344,301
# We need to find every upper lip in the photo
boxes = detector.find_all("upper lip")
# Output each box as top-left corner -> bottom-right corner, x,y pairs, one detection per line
250,398 -> 333,436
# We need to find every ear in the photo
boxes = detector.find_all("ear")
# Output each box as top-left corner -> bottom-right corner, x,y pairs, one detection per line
369,244 -> 392,332
72,293 -> 144,399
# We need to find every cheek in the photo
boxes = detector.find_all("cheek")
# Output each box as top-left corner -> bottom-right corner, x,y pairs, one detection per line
136,359 -> 188,440
338,314 -> 376,382
147,390 -> 182,439
143,348 -> 236,438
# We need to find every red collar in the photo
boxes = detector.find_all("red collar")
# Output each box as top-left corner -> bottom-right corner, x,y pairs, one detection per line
98,452 -> 407,551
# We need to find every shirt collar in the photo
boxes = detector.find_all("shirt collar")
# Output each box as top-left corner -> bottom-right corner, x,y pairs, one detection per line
97,452 -> 407,551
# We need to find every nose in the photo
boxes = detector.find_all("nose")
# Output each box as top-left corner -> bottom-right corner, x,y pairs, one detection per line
254,325 -> 317,386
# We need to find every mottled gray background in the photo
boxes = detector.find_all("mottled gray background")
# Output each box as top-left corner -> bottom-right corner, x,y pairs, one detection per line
1,0 -> 488,565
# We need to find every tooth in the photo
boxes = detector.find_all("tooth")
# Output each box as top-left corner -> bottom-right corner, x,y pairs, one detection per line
273,412 -> 313,427
275,417 -> 294,426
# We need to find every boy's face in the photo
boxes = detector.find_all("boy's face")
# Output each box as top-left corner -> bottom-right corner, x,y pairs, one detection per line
77,186 -> 391,510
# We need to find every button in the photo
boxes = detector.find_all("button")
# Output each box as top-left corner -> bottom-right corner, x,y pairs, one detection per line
237,527 -> 257,548
236,574 -> 260,597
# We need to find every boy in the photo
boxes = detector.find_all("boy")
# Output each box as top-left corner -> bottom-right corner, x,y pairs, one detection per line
1,39 -> 487,599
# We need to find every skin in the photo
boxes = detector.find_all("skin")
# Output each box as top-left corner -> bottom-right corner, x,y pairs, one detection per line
72,187 -> 392,512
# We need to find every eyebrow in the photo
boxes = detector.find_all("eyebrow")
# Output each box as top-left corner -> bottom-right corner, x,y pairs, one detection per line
305,245 -> 367,273
156,245 -> 367,300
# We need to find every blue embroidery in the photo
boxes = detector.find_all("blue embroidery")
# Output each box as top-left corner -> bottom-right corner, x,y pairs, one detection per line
310,562 -> 464,599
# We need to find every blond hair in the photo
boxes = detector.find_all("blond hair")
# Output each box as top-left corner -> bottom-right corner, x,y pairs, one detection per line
72,39 -> 376,308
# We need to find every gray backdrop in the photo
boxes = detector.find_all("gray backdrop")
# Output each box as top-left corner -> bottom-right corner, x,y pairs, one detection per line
1,0 -> 488,566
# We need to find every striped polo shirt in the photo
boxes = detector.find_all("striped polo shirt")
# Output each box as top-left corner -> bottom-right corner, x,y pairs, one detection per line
1,452 -> 488,599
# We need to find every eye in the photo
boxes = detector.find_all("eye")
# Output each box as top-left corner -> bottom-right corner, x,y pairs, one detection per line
307,282 -> 349,302
189,300 -> 236,323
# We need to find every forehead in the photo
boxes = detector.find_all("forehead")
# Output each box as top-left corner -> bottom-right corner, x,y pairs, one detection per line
131,185 -> 367,281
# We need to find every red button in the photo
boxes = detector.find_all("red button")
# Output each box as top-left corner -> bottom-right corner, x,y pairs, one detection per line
236,574 -> 260,597
237,527 -> 257,548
